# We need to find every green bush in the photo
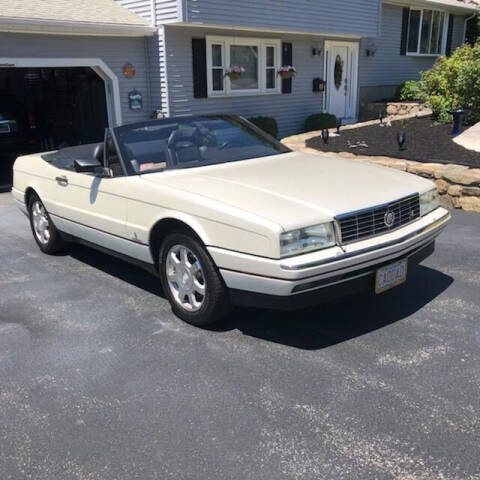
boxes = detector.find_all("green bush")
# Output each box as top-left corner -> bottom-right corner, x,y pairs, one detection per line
397,80 -> 425,101
248,116 -> 278,138
304,113 -> 337,132
427,95 -> 452,123
419,39 -> 480,124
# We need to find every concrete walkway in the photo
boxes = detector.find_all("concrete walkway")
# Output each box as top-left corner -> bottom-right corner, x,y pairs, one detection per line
454,122 -> 480,153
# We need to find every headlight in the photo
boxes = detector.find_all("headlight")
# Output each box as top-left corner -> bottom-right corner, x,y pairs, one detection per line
420,188 -> 439,216
280,223 -> 336,257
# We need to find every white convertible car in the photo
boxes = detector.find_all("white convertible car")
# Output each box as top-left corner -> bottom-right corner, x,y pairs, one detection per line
12,115 -> 450,326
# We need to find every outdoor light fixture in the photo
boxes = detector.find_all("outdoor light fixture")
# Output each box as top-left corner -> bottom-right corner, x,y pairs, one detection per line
321,128 -> 330,144
336,118 -> 343,135
397,131 -> 406,151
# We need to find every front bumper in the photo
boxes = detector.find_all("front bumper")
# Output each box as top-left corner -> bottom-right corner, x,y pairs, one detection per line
208,207 -> 450,307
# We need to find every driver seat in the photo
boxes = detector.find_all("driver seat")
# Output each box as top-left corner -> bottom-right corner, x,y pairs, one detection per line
167,128 -> 203,166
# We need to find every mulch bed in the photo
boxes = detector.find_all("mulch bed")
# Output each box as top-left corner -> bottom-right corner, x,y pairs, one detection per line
306,116 -> 480,168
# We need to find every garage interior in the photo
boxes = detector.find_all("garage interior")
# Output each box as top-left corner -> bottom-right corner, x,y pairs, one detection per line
0,67 -> 108,187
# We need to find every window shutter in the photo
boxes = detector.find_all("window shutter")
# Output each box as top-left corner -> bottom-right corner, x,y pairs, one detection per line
400,7 -> 410,56
192,38 -> 208,98
281,42 -> 293,94
446,14 -> 455,56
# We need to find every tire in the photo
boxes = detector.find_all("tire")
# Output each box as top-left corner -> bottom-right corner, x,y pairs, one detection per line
159,232 -> 232,326
28,192 -> 65,254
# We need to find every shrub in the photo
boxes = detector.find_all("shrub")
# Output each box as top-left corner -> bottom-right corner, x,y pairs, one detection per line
419,39 -> 480,124
248,116 -> 278,138
397,80 -> 425,101
427,95 -> 452,123
304,113 -> 337,132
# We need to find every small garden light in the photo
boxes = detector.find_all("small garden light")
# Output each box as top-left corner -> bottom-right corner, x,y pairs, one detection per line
336,118 -> 343,135
397,130 -> 406,151
321,128 -> 330,144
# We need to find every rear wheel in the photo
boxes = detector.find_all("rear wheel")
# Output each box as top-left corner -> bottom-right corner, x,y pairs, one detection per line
28,192 -> 65,254
159,233 -> 232,326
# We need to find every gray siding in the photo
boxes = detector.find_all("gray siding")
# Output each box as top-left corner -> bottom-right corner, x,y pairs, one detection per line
183,0 -> 381,38
155,0 -> 181,24
164,26 -> 332,137
0,33 -> 152,125
359,4 -> 467,90
115,0 -> 153,22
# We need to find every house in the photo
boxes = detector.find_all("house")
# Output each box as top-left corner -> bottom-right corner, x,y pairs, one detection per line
0,0 -> 478,187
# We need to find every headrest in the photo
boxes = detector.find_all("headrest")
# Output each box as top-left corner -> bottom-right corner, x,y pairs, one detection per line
167,128 -> 202,149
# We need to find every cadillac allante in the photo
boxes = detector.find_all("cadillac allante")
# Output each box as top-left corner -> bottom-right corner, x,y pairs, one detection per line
12,115 -> 450,326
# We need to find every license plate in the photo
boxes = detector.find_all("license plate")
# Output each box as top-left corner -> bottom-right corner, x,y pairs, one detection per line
375,259 -> 408,294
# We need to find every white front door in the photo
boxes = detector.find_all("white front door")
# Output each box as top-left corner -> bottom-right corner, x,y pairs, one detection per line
324,41 -> 359,122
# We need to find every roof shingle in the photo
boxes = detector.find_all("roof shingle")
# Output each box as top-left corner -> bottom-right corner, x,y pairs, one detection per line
0,0 -> 150,26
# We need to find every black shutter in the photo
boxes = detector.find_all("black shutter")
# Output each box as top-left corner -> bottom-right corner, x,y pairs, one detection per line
192,38 -> 208,98
281,42 -> 293,94
446,14 -> 455,56
400,7 -> 410,56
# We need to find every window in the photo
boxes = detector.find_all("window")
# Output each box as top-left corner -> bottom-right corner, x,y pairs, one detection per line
407,8 -> 447,55
206,36 -> 281,97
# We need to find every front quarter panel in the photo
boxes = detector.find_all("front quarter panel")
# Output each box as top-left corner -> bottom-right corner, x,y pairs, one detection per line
125,180 -> 283,259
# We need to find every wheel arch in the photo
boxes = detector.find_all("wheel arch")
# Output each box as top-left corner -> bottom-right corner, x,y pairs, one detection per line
24,186 -> 39,206
149,214 -> 211,269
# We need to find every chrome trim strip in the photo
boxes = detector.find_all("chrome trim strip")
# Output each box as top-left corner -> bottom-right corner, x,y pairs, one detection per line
281,212 -> 450,271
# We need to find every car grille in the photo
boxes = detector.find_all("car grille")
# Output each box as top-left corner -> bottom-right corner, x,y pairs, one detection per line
336,194 -> 420,244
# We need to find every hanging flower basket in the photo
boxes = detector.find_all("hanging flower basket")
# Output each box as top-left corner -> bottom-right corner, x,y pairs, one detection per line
278,66 -> 297,80
225,66 -> 245,81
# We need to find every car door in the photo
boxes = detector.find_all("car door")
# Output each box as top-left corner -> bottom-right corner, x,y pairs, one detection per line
52,130 -> 129,251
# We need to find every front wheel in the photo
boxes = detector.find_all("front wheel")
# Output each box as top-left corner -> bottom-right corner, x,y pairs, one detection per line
159,233 -> 232,326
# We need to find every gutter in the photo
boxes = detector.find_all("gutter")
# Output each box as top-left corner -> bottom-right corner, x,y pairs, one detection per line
0,17 -> 156,37
384,0 -> 479,14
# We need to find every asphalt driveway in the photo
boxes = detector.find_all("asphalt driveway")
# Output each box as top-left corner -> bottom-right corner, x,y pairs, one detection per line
1,192 -> 479,480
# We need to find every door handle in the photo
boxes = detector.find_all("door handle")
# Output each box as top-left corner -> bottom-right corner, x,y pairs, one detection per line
55,175 -> 68,186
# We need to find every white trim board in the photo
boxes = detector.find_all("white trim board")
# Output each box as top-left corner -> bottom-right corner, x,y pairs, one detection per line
0,57 -> 122,126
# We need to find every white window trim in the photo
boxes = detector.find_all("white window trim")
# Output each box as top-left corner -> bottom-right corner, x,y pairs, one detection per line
206,35 -> 282,98
406,8 -> 450,57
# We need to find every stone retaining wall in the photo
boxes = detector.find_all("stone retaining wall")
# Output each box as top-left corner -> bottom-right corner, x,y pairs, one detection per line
282,135 -> 480,213
360,101 -> 431,121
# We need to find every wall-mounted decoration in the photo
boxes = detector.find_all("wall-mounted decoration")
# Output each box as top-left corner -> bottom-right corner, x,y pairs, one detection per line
123,63 -> 136,78
334,55 -> 344,90
311,47 -> 322,57
128,89 -> 143,110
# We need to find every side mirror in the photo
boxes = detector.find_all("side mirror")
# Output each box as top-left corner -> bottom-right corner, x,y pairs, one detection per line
73,157 -> 102,173
73,158 -> 111,177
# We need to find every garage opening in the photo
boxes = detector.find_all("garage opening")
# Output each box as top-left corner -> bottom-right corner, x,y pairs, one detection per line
0,67 -> 108,187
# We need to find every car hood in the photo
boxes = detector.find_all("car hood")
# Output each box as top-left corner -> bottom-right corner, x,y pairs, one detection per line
140,152 -> 432,231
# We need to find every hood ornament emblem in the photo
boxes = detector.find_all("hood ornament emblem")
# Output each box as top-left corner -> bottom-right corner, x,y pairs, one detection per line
384,210 -> 395,228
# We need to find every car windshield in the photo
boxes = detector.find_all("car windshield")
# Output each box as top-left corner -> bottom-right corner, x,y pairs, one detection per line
113,115 -> 290,175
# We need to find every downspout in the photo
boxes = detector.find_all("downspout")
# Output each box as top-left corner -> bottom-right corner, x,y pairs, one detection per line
464,11 -> 477,43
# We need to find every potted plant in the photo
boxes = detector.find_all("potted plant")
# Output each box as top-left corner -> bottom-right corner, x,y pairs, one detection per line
277,65 -> 296,80
225,66 -> 245,82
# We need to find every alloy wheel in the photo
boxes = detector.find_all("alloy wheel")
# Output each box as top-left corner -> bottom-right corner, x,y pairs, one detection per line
31,200 -> 51,245
166,244 -> 206,312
